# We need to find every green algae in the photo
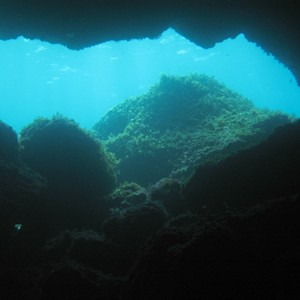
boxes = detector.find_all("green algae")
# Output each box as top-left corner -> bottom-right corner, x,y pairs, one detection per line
94,74 -> 293,185
20,114 -> 117,199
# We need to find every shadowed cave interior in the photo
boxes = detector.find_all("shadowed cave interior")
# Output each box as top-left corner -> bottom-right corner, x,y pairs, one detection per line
1,1 -> 300,299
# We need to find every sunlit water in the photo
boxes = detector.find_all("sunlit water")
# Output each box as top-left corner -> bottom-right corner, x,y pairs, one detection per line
0,28 -> 299,133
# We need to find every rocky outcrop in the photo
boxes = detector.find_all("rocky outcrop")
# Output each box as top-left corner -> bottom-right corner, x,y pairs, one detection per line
1,117 -> 300,298
94,74 -> 292,185
184,120 -> 300,215
19,115 -> 117,231
125,195 -> 300,299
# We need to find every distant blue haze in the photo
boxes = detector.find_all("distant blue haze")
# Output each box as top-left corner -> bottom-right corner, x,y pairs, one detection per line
0,28 -> 299,133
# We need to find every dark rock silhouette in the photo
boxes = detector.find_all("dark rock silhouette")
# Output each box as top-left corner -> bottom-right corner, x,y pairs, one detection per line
102,202 -> 167,251
1,1 -> 300,297
185,120 -> 300,215
19,115 -> 116,231
0,120 -> 18,162
1,117 -> 300,298
149,177 -> 185,216
1,1 -> 299,85
1,120 -> 48,245
125,194 -> 300,299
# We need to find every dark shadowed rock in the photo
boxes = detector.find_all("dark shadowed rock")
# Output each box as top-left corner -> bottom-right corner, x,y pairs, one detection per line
19,115 -> 116,231
45,229 -> 135,276
0,1 -> 299,85
102,202 -> 167,251
125,195 -> 300,299
149,177 -> 185,216
184,120 -> 300,215
0,161 -> 47,239
0,120 -> 18,162
20,115 -> 116,198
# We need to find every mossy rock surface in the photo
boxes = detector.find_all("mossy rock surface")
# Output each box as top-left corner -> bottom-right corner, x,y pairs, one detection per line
184,120 -> 300,214
20,115 -> 116,202
94,74 -> 292,185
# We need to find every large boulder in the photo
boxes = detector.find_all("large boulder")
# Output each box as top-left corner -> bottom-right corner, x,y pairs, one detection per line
20,115 -> 116,199
19,115 -> 117,230
184,120 -> 300,215
94,74 -> 292,185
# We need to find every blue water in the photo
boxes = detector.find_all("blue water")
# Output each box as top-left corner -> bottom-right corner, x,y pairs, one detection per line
0,28 -> 299,133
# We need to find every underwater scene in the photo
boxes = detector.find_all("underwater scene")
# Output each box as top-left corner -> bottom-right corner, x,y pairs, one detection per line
1,28 -> 300,132
1,28 -> 300,298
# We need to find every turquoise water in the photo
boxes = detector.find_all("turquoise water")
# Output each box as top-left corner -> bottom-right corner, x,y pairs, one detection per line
0,28 -> 299,133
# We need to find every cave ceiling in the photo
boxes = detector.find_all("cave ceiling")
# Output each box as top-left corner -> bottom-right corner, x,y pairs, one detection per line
0,0 -> 300,85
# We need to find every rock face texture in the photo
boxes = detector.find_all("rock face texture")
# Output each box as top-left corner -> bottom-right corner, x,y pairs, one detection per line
94,74 -> 292,185
0,0 -> 300,84
1,2 -> 300,299
184,120 -> 300,215
19,115 -> 116,232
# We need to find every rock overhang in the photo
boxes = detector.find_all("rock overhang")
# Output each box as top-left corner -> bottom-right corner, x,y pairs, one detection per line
0,0 -> 299,84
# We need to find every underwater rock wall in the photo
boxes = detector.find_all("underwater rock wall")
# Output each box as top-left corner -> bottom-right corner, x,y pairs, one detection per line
125,194 -> 300,299
94,74 -> 292,185
20,115 -> 116,200
1,116 -> 117,241
0,120 -> 48,266
1,0 -> 299,85
19,115 -> 117,232
1,114 -> 300,298
185,120 -> 300,215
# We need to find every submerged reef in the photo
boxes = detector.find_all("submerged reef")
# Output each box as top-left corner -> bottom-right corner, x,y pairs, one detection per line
19,115 -> 116,232
185,120 -> 300,215
20,115 -> 116,199
1,109 -> 300,298
1,78 -> 300,299
94,74 -> 292,185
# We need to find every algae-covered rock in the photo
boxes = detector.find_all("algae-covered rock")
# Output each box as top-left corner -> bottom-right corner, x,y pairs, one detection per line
0,120 -> 48,240
18,115 -> 116,233
149,177 -> 185,216
94,74 -> 292,185
184,120 -> 300,214
20,115 -> 116,201
107,181 -> 147,212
